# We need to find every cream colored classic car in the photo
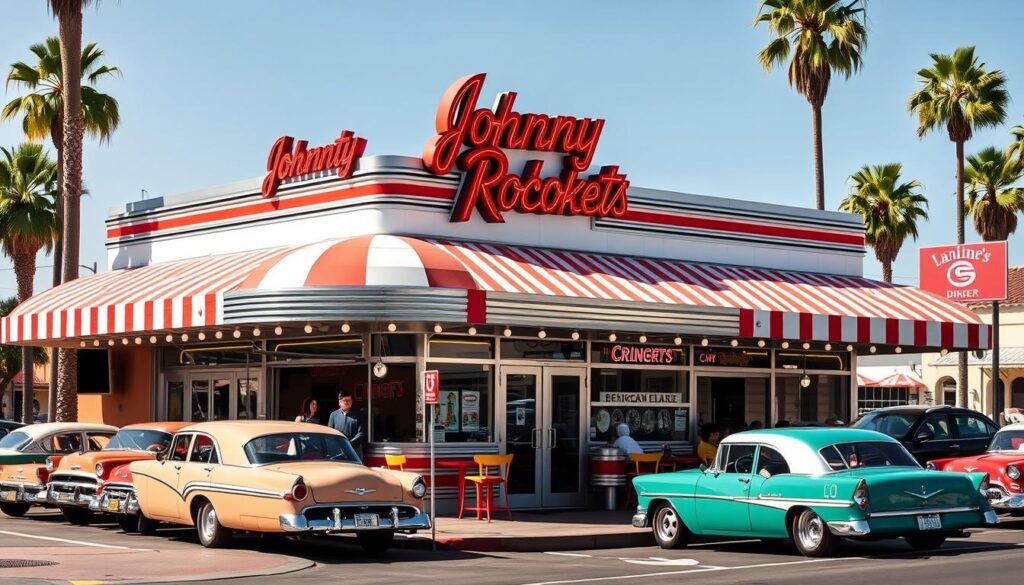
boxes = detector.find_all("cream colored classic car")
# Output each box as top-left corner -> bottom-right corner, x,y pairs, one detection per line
129,421 -> 430,552
0,422 -> 117,517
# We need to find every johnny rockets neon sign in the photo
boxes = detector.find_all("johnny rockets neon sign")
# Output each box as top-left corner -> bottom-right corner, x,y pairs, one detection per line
262,130 -> 367,198
423,73 -> 630,223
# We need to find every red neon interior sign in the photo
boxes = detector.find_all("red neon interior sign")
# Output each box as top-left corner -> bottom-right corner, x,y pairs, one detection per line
262,130 -> 367,198
423,73 -> 629,223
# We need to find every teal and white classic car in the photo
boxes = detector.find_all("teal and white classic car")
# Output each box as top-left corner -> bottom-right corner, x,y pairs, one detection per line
632,428 -> 998,556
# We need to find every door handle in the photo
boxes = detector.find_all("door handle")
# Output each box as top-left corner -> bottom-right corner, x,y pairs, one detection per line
949,444 -> 960,450
173,465 -> 182,471
548,428 -> 557,449
738,477 -> 750,483
202,466 -> 214,472
530,428 -> 539,449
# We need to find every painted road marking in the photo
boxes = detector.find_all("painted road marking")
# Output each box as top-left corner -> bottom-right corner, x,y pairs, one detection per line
521,541 -> 1024,585
0,529 -> 149,550
618,557 -> 699,567
544,552 -> 593,558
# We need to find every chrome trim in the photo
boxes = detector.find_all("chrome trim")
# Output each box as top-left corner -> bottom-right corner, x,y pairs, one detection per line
639,492 -> 851,508
224,287 -> 470,324
868,506 -> 979,518
985,510 -> 999,525
279,503 -> 429,533
632,512 -> 648,528
991,494 -> 1024,509
827,520 -> 871,536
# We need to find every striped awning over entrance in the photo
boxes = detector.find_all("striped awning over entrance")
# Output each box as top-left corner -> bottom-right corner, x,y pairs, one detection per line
0,235 -> 989,350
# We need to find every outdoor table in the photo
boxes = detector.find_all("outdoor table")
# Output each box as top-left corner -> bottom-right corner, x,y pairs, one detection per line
438,459 -> 478,518
658,455 -> 702,472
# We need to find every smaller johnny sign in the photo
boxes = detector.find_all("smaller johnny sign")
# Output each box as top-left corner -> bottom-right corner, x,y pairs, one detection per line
919,242 -> 1007,303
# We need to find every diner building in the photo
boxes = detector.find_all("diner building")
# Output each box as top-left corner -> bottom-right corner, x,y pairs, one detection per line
0,73 -> 989,510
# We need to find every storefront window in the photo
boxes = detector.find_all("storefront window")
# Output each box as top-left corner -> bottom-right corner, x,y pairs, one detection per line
776,375 -> 850,426
857,387 -> 910,415
501,340 -> 584,361
166,380 -> 183,421
163,344 -> 260,367
371,334 -> 417,357
590,368 -> 688,442
427,363 -> 493,443
429,336 -> 494,359
369,364 -> 418,443
270,336 -> 363,359
277,365 -> 367,423
775,351 -> 850,371
695,377 -> 769,433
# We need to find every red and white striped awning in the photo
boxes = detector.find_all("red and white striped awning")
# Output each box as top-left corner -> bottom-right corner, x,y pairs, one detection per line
0,235 -> 989,350
856,372 -> 877,387
0,248 -> 286,344
867,372 -> 926,388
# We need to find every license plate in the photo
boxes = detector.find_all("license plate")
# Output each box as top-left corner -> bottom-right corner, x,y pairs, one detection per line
917,514 -> 942,530
106,500 -> 121,512
354,513 -> 379,528
56,493 -> 73,503
3,492 -> 15,502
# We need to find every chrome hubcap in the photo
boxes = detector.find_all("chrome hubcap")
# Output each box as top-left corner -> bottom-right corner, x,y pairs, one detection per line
201,506 -> 217,541
797,514 -> 823,549
655,508 -> 678,541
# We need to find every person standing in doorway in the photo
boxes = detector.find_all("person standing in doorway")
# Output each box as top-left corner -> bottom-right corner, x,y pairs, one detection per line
295,397 -> 321,424
328,391 -> 365,459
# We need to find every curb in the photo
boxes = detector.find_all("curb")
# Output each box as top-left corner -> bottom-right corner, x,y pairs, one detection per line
397,531 -> 654,552
84,555 -> 315,585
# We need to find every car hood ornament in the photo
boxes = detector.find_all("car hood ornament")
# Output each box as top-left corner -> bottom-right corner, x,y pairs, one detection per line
345,488 -> 377,496
964,466 -> 978,472
905,485 -> 944,500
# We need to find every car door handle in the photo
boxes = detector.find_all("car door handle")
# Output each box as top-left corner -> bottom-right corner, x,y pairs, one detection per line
949,444 -> 960,450
173,465 -> 182,471
202,466 -> 214,472
738,477 -> 750,483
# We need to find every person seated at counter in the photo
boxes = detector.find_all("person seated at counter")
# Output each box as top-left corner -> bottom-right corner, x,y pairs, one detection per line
612,423 -> 643,455
697,423 -> 720,466
748,420 -> 764,430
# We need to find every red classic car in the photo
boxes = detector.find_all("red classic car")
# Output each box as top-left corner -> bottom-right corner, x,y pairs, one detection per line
930,423 -> 1024,513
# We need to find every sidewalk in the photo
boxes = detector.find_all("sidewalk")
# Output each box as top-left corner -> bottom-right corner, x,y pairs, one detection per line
400,509 -> 653,552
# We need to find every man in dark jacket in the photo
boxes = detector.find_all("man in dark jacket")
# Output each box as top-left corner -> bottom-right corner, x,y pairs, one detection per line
327,391 -> 365,459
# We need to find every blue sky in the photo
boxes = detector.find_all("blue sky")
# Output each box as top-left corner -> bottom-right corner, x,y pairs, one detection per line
1,0 -> 1023,297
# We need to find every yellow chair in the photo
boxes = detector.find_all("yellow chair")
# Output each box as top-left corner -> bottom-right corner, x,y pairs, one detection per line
384,454 -> 406,471
463,454 -> 513,522
625,453 -> 662,508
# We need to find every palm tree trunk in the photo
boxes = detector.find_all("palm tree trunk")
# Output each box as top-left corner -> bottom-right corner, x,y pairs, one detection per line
14,252 -> 36,425
812,104 -> 825,211
55,6 -> 84,423
955,140 -> 968,408
48,134 -> 63,424
881,260 -> 893,283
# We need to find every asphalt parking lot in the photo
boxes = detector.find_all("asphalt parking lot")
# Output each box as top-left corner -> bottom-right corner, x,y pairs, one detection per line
0,509 -> 1023,584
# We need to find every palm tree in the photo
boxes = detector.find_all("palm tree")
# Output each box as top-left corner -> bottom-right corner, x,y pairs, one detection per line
48,0 -> 93,422
0,144 -> 57,424
839,163 -> 928,283
908,46 -> 1008,410
964,146 -> 1024,242
2,35 -> 119,423
0,297 -> 48,420
755,0 -> 867,210
1009,124 -> 1024,165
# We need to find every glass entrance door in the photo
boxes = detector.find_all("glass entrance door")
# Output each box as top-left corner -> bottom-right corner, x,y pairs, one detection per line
164,371 -> 262,422
501,366 -> 586,508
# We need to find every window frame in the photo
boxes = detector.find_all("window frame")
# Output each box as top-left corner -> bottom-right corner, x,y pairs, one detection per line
187,432 -> 220,465
168,433 -> 194,462
719,442 -> 757,475
755,444 -> 791,476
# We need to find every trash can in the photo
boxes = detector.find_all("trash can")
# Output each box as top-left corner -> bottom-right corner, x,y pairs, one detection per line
590,447 -> 627,511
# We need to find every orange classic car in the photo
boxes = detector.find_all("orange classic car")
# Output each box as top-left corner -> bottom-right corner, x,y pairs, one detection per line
130,421 -> 430,552
45,422 -> 190,527
0,422 -> 117,517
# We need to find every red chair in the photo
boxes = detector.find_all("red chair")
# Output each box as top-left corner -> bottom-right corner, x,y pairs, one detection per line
463,454 -> 513,522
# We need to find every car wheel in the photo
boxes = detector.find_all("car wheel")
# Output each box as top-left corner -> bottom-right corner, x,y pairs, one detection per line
116,513 -> 138,533
904,534 -> 947,551
652,503 -> 690,549
792,509 -> 838,557
0,502 -> 30,517
356,531 -> 395,555
137,512 -> 159,536
60,507 -> 91,526
196,501 -> 233,548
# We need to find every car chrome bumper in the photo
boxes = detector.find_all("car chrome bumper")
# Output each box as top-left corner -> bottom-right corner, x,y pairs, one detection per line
991,494 -> 1024,510
44,482 -> 97,508
632,512 -> 648,528
279,504 -> 430,533
0,483 -> 45,505
984,510 -> 999,525
827,520 -> 871,536
89,492 -> 139,515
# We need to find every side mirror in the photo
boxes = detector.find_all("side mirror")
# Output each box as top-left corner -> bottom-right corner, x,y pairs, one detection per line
699,463 -> 708,473
915,429 -> 934,444
155,450 -> 165,462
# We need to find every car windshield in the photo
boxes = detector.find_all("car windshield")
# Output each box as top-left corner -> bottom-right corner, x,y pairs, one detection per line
989,430 -> 1024,452
0,431 -> 31,451
105,430 -> 172,452
851,413 -> 917,439
243,433 -> 360,465
819,441 -> 920,471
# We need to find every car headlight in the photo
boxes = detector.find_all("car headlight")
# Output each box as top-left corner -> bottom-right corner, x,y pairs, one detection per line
926,462 -> 937,471
411,478 -> 427,499
95,463 -> 104,477
45,459 -> 54,472
1008,465 -> 1021,480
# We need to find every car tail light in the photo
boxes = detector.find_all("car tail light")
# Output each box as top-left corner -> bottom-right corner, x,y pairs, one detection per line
286,482 -> 307,501
853,479 -> 868,510
36,468 -> 47,483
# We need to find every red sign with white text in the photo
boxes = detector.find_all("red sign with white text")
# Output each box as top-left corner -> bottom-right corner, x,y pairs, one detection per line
262,130 -> 366,198
423,73 -> 629,223
919,242 -> 1007,303
423,369 -> 440,405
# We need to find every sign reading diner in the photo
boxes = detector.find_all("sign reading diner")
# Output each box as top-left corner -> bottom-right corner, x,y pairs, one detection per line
919,242 -> 1008,303
422,73 -> 630,223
